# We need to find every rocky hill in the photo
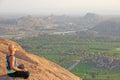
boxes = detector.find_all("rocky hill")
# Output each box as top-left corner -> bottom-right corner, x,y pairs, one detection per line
0,13 -> 109,38
83,13 -> 103,21
17,15 -> 45,28
91,54 -> 120,70
79,13 -> 105,29
0,38 -> 82,80
0,17 -> 7,21
91,18 -> 120,37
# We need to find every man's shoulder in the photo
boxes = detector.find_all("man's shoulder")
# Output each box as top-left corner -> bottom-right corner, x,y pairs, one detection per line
8,55 -> 15,59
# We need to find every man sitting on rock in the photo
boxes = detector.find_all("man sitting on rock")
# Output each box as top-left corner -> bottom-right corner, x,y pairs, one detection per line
6,44 -> 30,79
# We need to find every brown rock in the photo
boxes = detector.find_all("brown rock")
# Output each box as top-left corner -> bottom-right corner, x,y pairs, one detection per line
0,38 -> 82,80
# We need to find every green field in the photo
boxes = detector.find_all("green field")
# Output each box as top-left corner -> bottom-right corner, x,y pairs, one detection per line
71,64 -> 120,80
87,41 -> 120,56
14,34 -> 120,80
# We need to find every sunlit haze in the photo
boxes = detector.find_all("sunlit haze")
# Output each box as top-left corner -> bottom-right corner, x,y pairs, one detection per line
0,0 -> 120,15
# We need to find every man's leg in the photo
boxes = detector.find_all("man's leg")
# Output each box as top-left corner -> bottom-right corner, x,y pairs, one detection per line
8,71 -> 30,79
8,64 -> 29,79
17,64 -> 30,79
14,71 -> 30,79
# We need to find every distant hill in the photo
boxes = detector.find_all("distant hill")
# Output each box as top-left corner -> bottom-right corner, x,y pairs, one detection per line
91,18 -> 120,36
0,13 -> 115,38
83,13 -> 102,20
79,13 -> 105,28
0,19 -> 16,25
17,15 -> 44,27
0,17 -> 7,21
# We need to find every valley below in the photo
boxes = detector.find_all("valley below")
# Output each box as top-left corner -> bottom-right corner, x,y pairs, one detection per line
0,13 -> 120,80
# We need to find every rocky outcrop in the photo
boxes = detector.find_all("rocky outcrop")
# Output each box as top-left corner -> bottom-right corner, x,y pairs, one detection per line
91,18 -> 120,37
0,38 -> 82,80
92,54 -> 120,70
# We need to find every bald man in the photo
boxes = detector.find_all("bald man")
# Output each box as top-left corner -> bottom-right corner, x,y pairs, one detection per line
6,44 -> 29,79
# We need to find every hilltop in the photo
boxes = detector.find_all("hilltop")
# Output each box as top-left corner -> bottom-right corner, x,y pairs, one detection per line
90,18 -> 120,37
0,38 -> 82,80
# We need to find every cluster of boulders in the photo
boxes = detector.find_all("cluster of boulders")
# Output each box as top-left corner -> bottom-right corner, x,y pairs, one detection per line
91,54 -> 120,70
80,54 -> 120,71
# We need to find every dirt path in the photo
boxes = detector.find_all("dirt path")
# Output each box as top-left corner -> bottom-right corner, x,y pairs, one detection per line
67,60 -> 80,71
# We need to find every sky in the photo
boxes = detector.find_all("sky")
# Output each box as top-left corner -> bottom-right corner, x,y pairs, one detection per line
0,0 -> 120,15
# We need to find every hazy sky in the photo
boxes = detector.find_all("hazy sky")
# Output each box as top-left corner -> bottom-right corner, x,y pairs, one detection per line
0,0 -> 120,15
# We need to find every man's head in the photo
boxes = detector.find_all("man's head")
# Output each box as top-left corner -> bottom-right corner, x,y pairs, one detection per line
8,44 -> 17,54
